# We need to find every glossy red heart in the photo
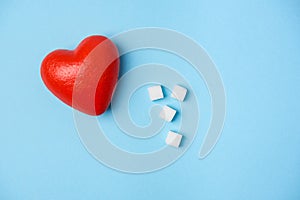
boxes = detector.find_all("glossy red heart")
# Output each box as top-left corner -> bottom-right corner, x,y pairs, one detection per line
40,35 -> 119,116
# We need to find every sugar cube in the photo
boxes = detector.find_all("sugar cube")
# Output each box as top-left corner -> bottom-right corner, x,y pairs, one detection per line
165,131 -> 183,148
148,85 -> 164,101
171,85 -> 187,101
159,105 -> 176,122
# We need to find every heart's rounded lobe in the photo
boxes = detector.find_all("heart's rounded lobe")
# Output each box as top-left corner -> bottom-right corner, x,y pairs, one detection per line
40,35 -> 120,116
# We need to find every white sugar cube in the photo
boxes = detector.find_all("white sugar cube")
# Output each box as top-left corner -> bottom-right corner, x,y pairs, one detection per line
171,85 -> 187,101
159,105 -> 176,122
148,85 -> 164,101
165,131 -> 183,148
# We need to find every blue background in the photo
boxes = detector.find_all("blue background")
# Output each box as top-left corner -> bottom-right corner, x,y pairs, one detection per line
1,0 -> 300,199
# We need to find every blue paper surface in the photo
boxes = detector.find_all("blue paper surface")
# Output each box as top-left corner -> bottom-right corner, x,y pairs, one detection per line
0,0 -> 299,199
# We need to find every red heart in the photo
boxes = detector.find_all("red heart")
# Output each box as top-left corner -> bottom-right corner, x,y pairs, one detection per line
40,35 -> 120,116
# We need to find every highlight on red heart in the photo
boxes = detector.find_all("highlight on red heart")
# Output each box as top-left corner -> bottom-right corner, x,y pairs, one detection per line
40,35 -> 120,116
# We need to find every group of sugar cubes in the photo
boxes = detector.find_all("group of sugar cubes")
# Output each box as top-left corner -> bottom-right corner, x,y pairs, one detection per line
147,85 -> 187,148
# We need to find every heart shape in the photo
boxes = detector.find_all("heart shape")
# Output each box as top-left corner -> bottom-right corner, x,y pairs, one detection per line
40,35 -> 120,116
